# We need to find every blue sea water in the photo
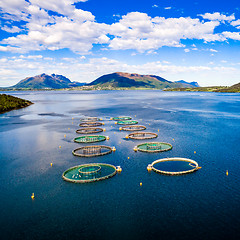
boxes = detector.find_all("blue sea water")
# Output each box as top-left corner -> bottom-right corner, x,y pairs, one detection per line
0,90 -> 240,240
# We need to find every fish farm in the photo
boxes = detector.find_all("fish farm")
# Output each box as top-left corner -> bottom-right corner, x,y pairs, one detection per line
72,145 -> 113,157
76,127 -> 103,134
62,163 -> 117,183
112,116 -> 132,121
136,142 -> 172,152
149,157 -> 200,175
117,120 -> 138,125
79,122 -> 103,127
120,125 -> 146,131
74,135 -> 106,143
80,117 -> 101,122
127,132 -> 158,140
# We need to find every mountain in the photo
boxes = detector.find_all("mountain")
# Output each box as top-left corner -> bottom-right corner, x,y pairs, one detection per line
165,81 -> 240,93
10,73 -> 85,89
175,80 -> 200,88
87,72 -> 196,89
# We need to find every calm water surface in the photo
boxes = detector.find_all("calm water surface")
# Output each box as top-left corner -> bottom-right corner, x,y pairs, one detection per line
0,90 -> 240,240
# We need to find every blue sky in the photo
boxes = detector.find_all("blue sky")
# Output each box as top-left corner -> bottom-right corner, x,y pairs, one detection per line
0,0 -> 240,87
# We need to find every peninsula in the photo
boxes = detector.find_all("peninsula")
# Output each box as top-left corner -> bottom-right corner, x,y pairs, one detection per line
0,94 -> 33,114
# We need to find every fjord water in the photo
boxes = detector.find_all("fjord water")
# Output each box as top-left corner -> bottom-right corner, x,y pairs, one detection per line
0,90 -> 240,240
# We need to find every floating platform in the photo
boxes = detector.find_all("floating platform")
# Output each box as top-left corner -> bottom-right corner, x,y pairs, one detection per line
76,127 -> 103,134
80,117 -> 101,122
62,163 -> 117,183
136,142 -> 172,152
120,125 -> 146,131
117,120 -> 138,125
150,157 -> 200,175
74,135 -> 106,143
127,132 -> 158,140
79,122 -> 103,127
112,116 -> 132,121
72,145 -> 112,157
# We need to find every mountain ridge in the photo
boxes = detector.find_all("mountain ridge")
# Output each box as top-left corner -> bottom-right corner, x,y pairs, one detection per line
87,72 -> 196,89
9,73 -> 85,89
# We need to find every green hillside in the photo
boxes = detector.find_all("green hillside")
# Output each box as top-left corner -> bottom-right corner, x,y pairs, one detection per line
0,94 -> 33,114
87,72 -> 196,90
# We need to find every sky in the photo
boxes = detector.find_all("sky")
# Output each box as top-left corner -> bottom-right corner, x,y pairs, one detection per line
0,0 -> 240,87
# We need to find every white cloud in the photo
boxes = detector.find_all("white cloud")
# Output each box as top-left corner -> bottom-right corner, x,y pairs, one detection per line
231,19 -> 240,26
152,5 -> 158,8
184,49 -> 190,52
210,49 -> 218,52
0,56 -> 238,87
1,25 -> 22,33
222,31 -> 240,40
164,7 -> 172,10
0,3 -> 240,54
199,12 -> 235,21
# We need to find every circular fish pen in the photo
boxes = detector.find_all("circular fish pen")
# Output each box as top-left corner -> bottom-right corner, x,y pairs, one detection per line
79,122 -> 103,127
150,157 -> 200,175
117,120 -> 138,125
127,132 -> 158,140
121,125 -> 146,131
74,135 -> 106,143
76,127 -> 103,134
72,145 -> 112,157
62,163 -> 117,183
137,142 -> 172,152
80,117 -> 101,122
112,116 -> 132,121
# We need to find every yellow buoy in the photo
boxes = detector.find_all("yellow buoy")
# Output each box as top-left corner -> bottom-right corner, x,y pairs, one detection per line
140,182 -> 142,186
173,138 -> 174,141
102,123 -> 105,125
59,146 -> 61,149
133,147 -> 138,152
100,118 -> 102,121
226,170 -> 228,175
31,193 -> 35,199
103,128 -> 106,132
135,115 -> 136,117
116,166 -> 122,173
64,134 -> 66,138
158,129 -> 159,132
125,135 -> 129,139
50,163 -> 53,167
115,122 -> 117,125
112,147 -> 116,152
149,123 -> 150,125
119,127 -> 122,131
194,151 -> 196,154
106,136 -> 110,140
72,117 -> 74,120
110,118 -> 113,120
128,157 -> 130,159
147,165 -> 152,171
72,122 -> 73,124
68,128 -> 70,130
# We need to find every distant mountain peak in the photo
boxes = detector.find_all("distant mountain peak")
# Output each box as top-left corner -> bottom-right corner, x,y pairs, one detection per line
87,72 -> 193,89
11,73 -> 85,89
175,80 -> 200,88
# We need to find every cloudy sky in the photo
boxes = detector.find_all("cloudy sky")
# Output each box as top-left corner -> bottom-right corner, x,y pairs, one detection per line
0,0 -> 240,87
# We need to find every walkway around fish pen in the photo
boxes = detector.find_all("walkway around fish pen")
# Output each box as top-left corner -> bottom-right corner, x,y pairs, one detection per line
127,132 -> 158,140
150,157 -> 200,175
72,145 -> 113,157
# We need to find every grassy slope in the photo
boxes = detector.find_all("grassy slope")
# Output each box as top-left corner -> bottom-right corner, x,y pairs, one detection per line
165,85 -> 240,93
0,94 -> 33,114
